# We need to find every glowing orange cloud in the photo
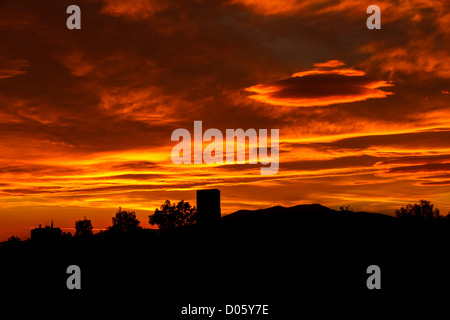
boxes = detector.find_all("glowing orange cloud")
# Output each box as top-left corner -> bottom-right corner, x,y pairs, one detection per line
313,60 -> 346,68
0,57 -> 28,79
229,0 -> 307,15
60,52 -> 94,77
245,61 -> 393,107
100,0 -> 167,20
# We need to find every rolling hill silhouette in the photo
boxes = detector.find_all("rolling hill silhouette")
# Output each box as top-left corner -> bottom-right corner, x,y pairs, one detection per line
221,203 -> 395,247
223,203 -> 393,227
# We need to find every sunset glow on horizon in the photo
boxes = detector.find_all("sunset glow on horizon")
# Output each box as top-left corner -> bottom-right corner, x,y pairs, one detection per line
1,0 -> 450,241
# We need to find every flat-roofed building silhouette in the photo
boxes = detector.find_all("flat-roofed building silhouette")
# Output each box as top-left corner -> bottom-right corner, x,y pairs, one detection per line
196,189 -> 221,226
30,220 -> 62,241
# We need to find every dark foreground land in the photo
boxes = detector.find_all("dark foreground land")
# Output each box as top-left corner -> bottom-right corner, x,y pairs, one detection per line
1,204 -> 449,317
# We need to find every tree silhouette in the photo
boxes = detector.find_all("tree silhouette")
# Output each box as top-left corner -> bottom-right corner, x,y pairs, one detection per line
149,200 -> 197,231
395,200 -> 441,222
339,204 -> 353,212
0,236 -> 21,248
75,217 -> 93,237
108,207 -> 141,233
5,236 -> 21,246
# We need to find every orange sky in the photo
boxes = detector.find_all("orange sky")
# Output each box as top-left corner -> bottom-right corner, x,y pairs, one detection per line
1,0 -> 450,241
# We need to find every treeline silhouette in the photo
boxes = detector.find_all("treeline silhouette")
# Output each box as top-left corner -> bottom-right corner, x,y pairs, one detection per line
2,200 -> 197,244
3,199 -> 450,245
2,200 -> 450,246
1,199 -> 450,317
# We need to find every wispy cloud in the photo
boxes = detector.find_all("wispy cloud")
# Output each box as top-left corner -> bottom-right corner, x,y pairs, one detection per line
0,57 -> 29,79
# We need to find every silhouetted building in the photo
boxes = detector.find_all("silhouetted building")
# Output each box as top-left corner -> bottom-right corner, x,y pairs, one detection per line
196,189 -> 221,226
30,220 -> 62,241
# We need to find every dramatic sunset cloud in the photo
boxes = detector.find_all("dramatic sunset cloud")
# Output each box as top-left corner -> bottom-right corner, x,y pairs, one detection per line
229,0 -> 309,15
99,0 -> 169,20
245,61 -> 393,107
0,0 -> 450,241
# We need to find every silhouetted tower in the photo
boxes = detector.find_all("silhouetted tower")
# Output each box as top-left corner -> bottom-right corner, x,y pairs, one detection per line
196,189 -> 221,226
